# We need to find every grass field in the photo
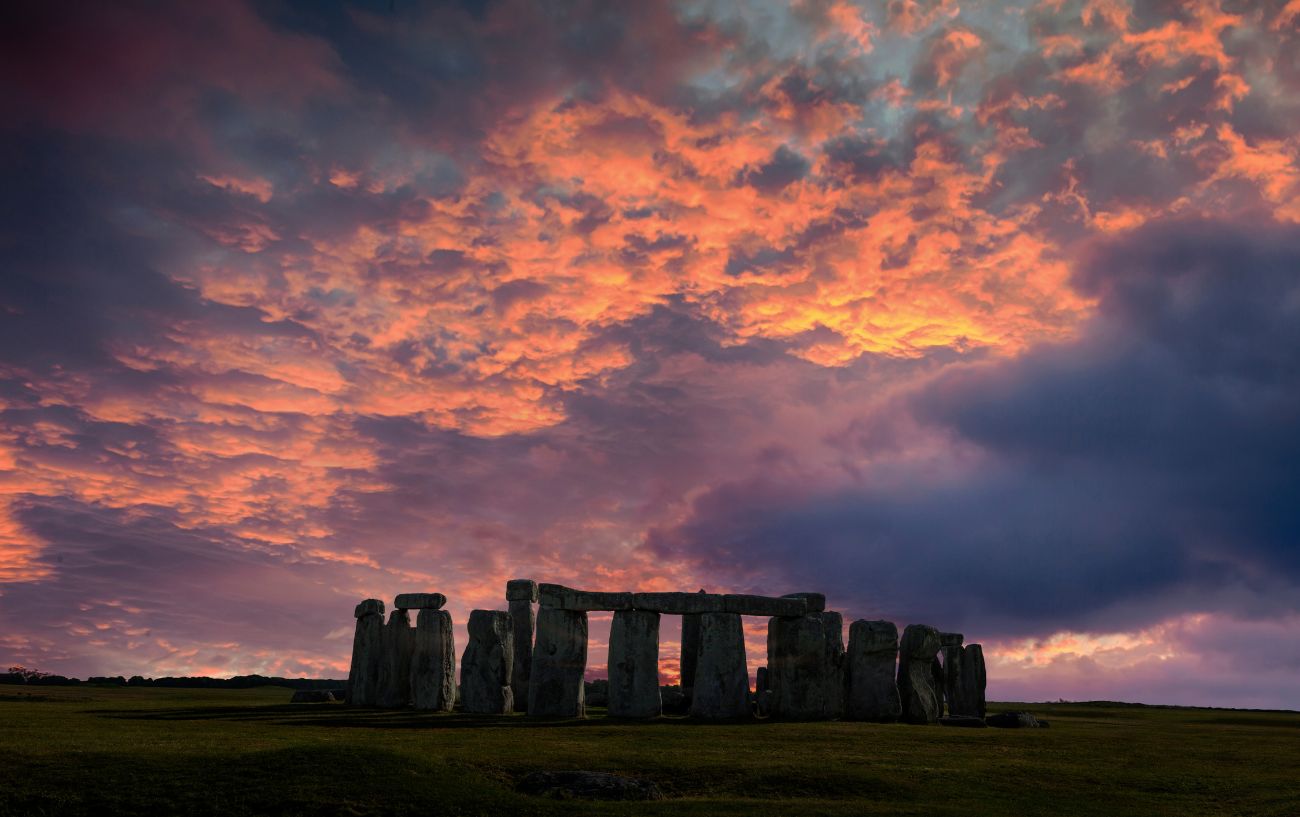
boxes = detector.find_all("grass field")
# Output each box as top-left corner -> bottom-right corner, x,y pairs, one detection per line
2,686 -> 1298,816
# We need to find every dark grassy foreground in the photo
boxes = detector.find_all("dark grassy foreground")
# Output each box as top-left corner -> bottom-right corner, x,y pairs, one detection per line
2,686 -> 1298,816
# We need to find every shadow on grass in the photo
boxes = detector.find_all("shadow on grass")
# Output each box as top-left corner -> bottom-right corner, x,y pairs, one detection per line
0,743 -> 532,817
91,704 -> 783,731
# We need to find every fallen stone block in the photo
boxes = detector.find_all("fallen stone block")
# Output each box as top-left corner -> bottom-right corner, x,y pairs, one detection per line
518,771 -> 664,801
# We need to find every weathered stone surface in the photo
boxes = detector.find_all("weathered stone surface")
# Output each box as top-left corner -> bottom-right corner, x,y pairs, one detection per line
411,609 -> 456,711
781,592 -> 827,613
354,598 -> 384,618
538,583 -> 633,611
608,610 -> 661,718
690,612 -> 750,719
508,597 -> 535,711
986,710 -> 1046,728
941,645 -> 962,717
845,619 -> 901,722
376,609 -> 415,708
394,592 -> 446,610
897,623 -> 942,724
755,665 -> 769,692
518,771 -> 664,801
939,632 -> 964,647
767,611 -> 845,720
346,603 -> 385,705
932,655 -> 946,715
291,689 -> 339,703
722,594 -> 807,617
632,592 -> 725,614
954,643 -> 987,718
528,607 -> 587,717
507,578 -> 539,602
679,589 -> 706,697
459,610 -> 513,714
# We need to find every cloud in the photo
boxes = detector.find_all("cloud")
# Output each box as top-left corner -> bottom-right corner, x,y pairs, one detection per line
649,219 -> 1300,638
2,0 -> 1299,708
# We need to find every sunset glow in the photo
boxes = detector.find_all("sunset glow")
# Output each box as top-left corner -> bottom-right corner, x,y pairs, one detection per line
2,0 -> 1298,708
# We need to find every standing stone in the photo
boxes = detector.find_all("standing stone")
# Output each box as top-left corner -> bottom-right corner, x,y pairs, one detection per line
941,644 -> 964,718
679,588 -> 706,699
459,610 -> 513,714
897,624 -> 942,724
528,607 -> 587,717
767,611 -> 846,720
932,656 -> 946,715
846,619 -> 902,722
507,579 -> 538,712
690,612 -> 750,719
411,609 -> 455,711
376,609 -> 415,708
608,610 -> 661,718
346,599 -> 385,706
755,666 -> 769,692
950,644 -> 987,718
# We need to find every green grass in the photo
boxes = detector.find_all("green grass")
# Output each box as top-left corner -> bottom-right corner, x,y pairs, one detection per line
2,686 -> 1298,816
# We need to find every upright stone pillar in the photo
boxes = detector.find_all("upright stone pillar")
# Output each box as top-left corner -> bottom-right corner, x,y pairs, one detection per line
690,612 -> 749,719
897,624 -> 942,724
949,643 -> 986,718
679,588 -> 706,699
347,599 -> 385,706
767,611 -> 845,720
376,608 -> 415,708
528,607 -> 587,717
846,619 -> 901,722
506,579 -> 537,712
608,610 -> 661,718
935,632 -> 962,717
460,610 -> 513,714
411,608 -> 456,711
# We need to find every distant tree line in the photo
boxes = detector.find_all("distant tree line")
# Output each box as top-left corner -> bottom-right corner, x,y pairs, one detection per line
3,665 -> 343,690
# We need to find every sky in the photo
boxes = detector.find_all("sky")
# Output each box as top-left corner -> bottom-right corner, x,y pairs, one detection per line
1,0 -> 1298,709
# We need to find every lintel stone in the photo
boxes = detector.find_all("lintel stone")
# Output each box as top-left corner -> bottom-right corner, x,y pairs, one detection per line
394,593 -> 446,610
722,594 -> 807,617
632,592 -> 725,614
539,583 -> 634,611
507,579 -> 539,602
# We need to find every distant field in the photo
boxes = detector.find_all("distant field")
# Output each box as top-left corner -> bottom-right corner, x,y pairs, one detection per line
2,686 -> 1298,816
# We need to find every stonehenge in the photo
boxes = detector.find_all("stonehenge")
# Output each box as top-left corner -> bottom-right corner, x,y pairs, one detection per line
944,643 -> 987,718
460,610 -> 514,714
376,608 -> 415,708
679,589 -> 707,700
897,624 -> 943,724
767,611 -> 845,720
346,598 -> 384,705
607,610 -> 661,718
689,612 -> 750,719
846,619 -> 902,721
529,606 -> 588,717
411,608 -> 455,711
507,579 -> 537,712
342,582 -> 993,726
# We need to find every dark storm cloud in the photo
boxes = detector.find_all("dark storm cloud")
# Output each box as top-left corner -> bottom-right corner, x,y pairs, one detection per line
649,219 -> 1300,634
